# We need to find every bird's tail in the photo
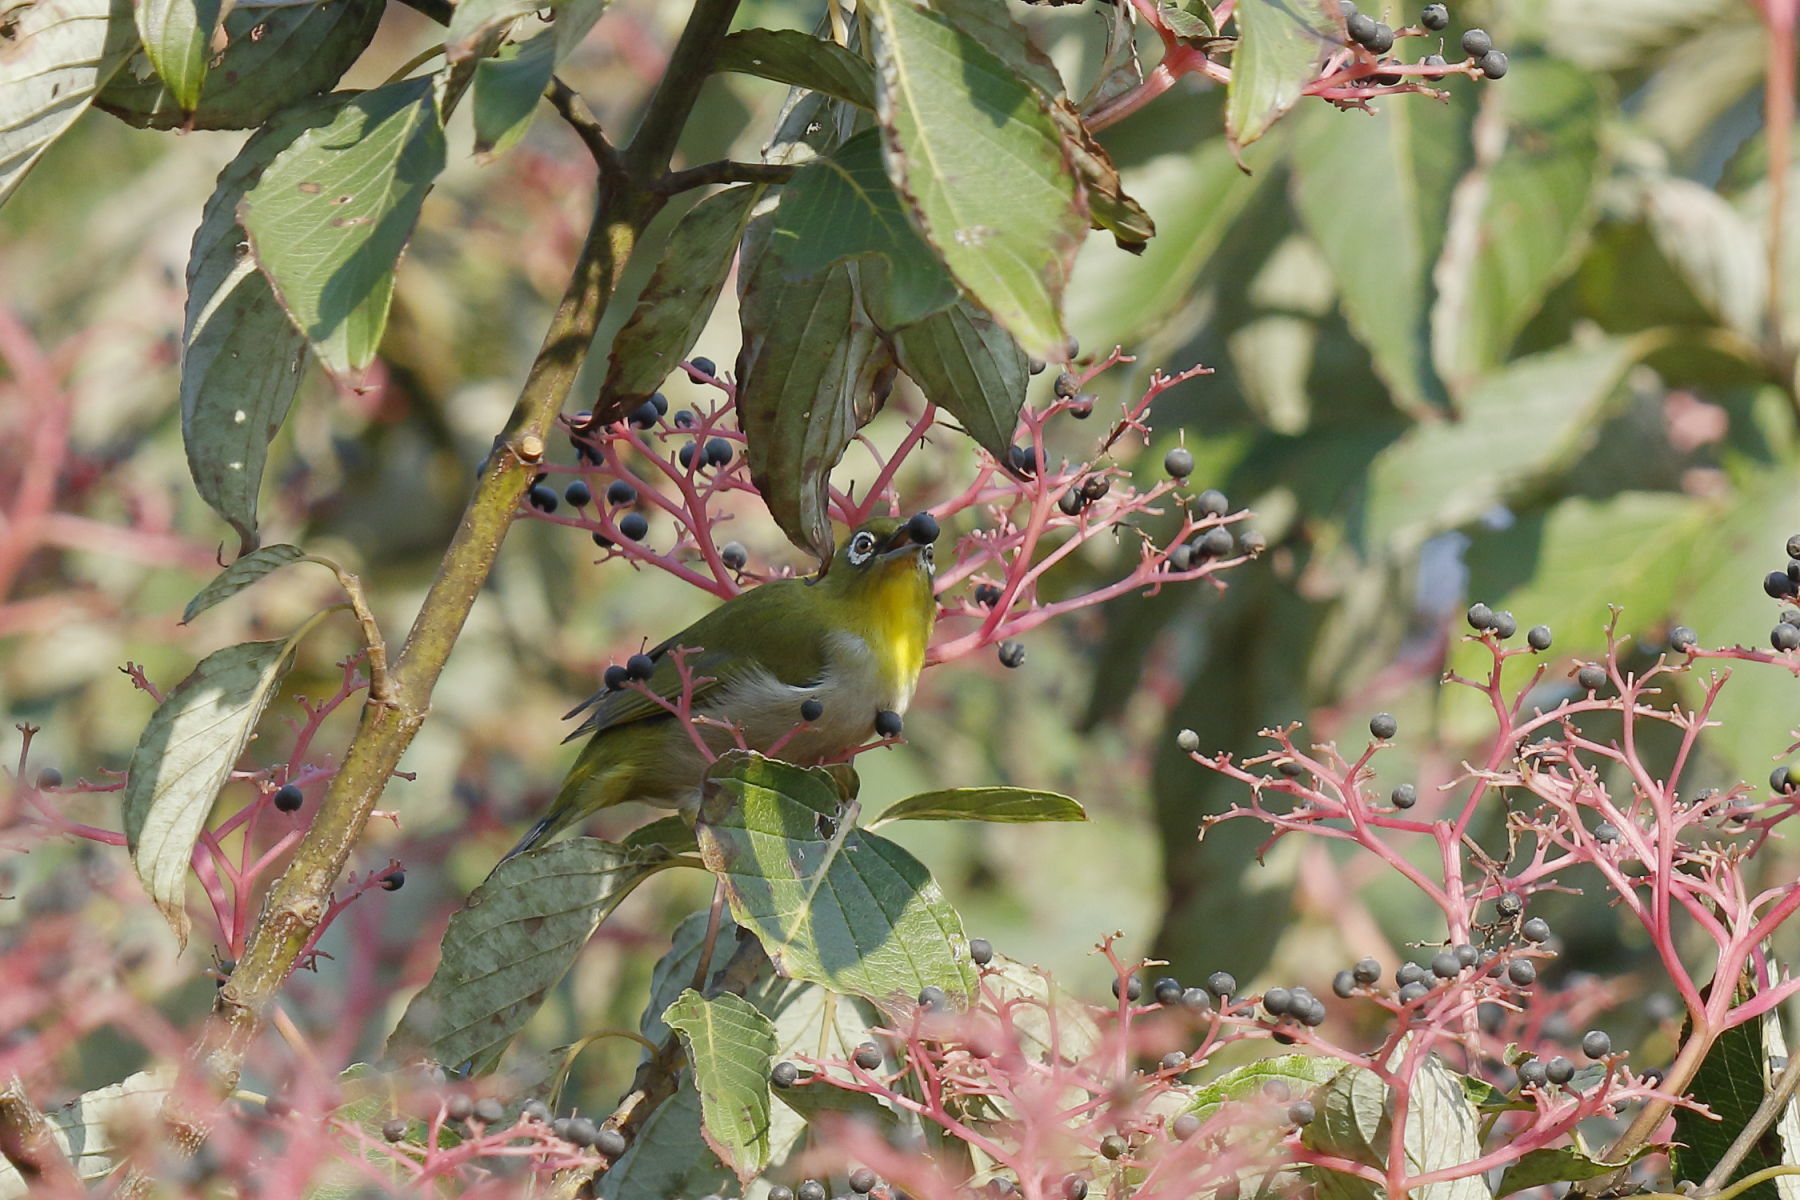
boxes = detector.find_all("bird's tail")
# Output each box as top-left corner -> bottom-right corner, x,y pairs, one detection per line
484,815 -> 557,884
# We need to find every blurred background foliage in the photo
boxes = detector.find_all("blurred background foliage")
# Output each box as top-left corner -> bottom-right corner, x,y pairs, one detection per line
3,0 -> 1797,1118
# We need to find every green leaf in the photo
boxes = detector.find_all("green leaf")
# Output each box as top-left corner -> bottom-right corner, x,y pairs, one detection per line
870,786 -> 1085,827
1290,89 -> 1473,414
98,0 -> 385,131
602,184 -> 765,420
735,260 -> 894,561
765,129 -> 958,330
182,100 -> 335,551
695,751 -> 975,1012
1079,0 -> 1143,112
1186,1054 -> 1342,1122
622,814 -> 700,856
0,0 -> 135,207
893,298 -> 1028,461
1495,1145 -> 1644,1196
1358,337 -> 1650,552
182,544 -> 310,624
597,1083 -> 732,1200
714,28 -> 877,109
385,839 -> 671,1072
124,631 -> 312,947
1431,58 -> 1607,390
867,0 -> 1082,360
472,32 -> 556,158
1305,1052 -> 1487,1200
663,990 -> 779,1181
239,76 -> 448,376
1672,984 -> 1787,1199
136,0 -> 220,110
1226,0 -> 1336,151
1158,0 -> 1217,39
0,1067 -> 174,1195
638,911 -> 739,1048
1640,175 -> 1766,338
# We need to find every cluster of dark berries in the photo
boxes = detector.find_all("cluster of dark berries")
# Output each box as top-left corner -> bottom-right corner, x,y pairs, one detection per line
1762,534 -> 1800,650
1051,370 -> 1099,419
1464,602 -> 1549,647
1340,2 -> 1507,88
601,649 -> 658,692
1166,491 -> 1253,569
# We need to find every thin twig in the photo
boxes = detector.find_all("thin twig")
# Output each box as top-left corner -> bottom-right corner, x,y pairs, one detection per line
547,78 -> 627,181
650,160 -> 797,194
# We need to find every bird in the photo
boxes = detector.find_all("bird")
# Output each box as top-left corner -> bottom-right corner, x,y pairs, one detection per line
497,510 -> 941,865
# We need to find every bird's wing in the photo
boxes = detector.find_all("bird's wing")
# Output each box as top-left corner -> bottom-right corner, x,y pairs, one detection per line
562,580 -> 832,741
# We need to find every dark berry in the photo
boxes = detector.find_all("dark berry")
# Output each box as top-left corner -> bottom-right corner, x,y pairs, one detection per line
1420,3 -> 1448,29
649,392 -> 669,416
34,767 -> 61,790
1396,962 -> 1427,986
592,532 -> 614,549
626,653 -> 656,680
1507,960 -> 1537,986
1369,712 -> 1398,739
273,783 -> 304,813
800,698 -> 824,722
1669,625 -> 1697,652
974,583 -> 1003,607
1478,49 -> 1508,78
381,869 -> 405,891
1206,971 -> 1236,998
1518,1059 -> 1548,1088
1398,981 -> 1429,1004
1278,760 -> 1307,779
382,1118 -> 407,1142
1346,11 -> 1378,43
522,1100 -> 550,1122
673,409 -> 696,428
1489,610 -> 1517,639
799,1184 -> 828,1200
1774,623 -> 1800,652
1365,21 -> 1395,52
1332,970 -> 1357,999
1576,665 -> 1606,692
970,937 -> 993,966
1080,476 -> 1111,501
853,1043 -> 882,1070
721,541 -> 748,570
1352,957 -> 1382,984
1454,944 -> 1478,967
446,1094 -> 473,1121
918,985 -> 948,1010
1287,1100 -> 1316,1125
474,1097 -> 505,1124
690,356 -> 716,376
1422,52 -> 1447,67
1168,539 -> 1194,571
1063,1177 -> 1088,1200
1100,1133 -> 1128,1159
678,442 -> 699,469
603,664 -> 630,691
628,399 -> 660,429
1789,535 -> 1800,560
704,438 -> 733,467
1006,445 -> 1037,477
1165,447 -> 1195,478
1527,624 -> 1553,650
527,484 -> 558,513
1160,1050 -> 1188,1070
1299,999 -> 1327,1026
1544,1056 -> 1574,1085
769,1189 -> 795,1200
1197,527 -> 1236,558
1059,489 -> 1085,517
1460,27 -> 1491,55
1467,602 -> 1493,630
1172,1112 -> 1201,1140
998,641 -> 1027,669
1522,917 -> 1550,942
1067,393 -> 1096,419
1149,977 -> 1182,1006
1496,891 -> 1524,917
1263,986 -> 1292,1016
1196,489 -> 1230,517
906,510 -> 940,545
564,479 -> 592,507
1582,1029 -> 1612,1058
849,1168 -> 878,1194
1391,783 -> 1418,809
1113,974 -> 1143,1002
595,1128 -> 627,1156
1791,559 -> 1800,582
1053,371 -> 1080,399
1430,952 -> 1461,979
1372,59 -> 1404,87
874,709 -> 903,738
1772,766 -> 1795,794
606,480 -> 636,507
1240,530 -> 1267,554
618,512 -> 648,541
1594,820 -> 1621,843
771,1061 -> 800,1088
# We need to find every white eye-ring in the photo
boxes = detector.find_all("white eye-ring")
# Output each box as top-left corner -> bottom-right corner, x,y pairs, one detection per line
921,543 -> 936,574
848,531 -> 877,565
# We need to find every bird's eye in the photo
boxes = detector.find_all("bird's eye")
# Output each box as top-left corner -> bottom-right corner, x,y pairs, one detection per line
921,543 -> 936,574
848,532 -> 876,565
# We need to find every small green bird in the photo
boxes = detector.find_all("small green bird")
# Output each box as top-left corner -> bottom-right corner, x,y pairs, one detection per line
499,511 -> 941,863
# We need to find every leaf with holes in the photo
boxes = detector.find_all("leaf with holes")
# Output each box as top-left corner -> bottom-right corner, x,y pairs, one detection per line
386,839 -> 672,1073
239,75 -> 447,376
696,752 -> 974,1012
867,0 -> 1082,360
124,629 -> 315,947
663,990 -> 778,1181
